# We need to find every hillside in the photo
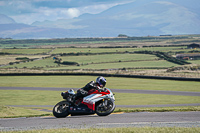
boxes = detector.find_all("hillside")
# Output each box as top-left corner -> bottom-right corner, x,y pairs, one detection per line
0,0 -> 200,39
0,14 -> 16,24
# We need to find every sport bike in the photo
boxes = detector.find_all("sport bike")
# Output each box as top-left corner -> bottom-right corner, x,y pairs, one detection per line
53,88 -> 115,118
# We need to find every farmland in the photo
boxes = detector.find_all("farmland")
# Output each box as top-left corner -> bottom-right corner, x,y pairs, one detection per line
0,35 -> 200,78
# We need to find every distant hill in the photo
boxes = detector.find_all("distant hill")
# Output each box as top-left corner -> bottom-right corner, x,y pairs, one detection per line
0,14 -> 16,24
74,0 -> 200,36
0,0 -> 200,39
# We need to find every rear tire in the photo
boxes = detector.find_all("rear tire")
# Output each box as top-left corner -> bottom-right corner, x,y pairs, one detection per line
53,101 -> 69,118
96,99 -> 115,116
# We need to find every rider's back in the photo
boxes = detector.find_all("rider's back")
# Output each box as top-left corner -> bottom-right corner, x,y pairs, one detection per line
82,81 -> 97,91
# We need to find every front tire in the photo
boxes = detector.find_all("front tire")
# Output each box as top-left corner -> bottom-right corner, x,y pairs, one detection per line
96,99 -> 115,116
53,101 -> 69,118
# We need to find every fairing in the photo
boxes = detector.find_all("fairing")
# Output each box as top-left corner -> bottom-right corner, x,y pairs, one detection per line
82,88 -> 115,110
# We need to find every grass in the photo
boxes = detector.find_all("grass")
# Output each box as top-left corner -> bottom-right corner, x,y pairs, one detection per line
50,46 -> 188,54
189,60 -> 200,65
1,90 -> 199,106
2,54 -> 161,69
47,60 -> 179,70
60,54 -> 159,64
0,46 -> 199,75
0,55 -> 21,65
1,127 -> 200,133
0,76 -> 199,92
2,53 -> 174,70
115,93 -> 200,105
115,106 -> 200,113
2,58 -> 57,68
2,55 -> 178,70
0,90 -> 63,106
0,55 -> 49,65
0,106 -> 51,118
1,48 -> 52,54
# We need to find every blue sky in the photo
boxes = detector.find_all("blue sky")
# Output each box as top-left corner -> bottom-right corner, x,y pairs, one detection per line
0,0 -> 135,24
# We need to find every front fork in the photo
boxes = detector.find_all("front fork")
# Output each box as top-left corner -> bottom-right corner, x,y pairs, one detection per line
103,99 -> 108,106
100,99 -> 108,109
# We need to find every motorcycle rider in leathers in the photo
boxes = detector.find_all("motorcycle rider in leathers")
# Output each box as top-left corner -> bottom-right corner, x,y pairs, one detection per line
72,76 -> 107,105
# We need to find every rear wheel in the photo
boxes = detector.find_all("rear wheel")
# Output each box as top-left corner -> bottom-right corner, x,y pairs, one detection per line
96,99 -> 115,116
53,101 -> 69,118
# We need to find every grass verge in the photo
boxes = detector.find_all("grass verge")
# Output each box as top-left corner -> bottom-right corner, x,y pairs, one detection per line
0,106 -> 51,118
114,106 -> 200,113
1,127 -> 200,133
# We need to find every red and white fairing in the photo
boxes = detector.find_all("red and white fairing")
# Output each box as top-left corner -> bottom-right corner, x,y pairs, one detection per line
82,88 -> 114,110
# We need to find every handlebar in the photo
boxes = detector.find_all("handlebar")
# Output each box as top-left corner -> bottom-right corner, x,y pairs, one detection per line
97,87 -> 108,92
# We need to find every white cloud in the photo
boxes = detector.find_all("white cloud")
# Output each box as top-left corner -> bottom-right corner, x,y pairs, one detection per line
65,8 -> 80,18
2,0 -> 136,24
11,7 -> 81,24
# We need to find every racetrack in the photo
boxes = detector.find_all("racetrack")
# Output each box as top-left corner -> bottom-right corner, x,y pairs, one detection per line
1,112 -> 200,131
1,87 -> 200,131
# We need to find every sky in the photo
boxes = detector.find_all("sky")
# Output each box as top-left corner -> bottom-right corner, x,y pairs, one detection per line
0,0 -> 135,24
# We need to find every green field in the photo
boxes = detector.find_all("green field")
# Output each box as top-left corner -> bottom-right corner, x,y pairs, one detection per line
2,58 -> 58,68
50,46 -> 187,54
0,55 -> 49,65
1,41 -> 200,78
0,105 -> 50,118
47,60 -> 178,70
1,48 -> 52,54
60,54 -> 159,64
0,46 -> 199,72
189,60 -> 200,64
1,46 -> 189,55
0,76 -> 199,92
1,54 -> 161,69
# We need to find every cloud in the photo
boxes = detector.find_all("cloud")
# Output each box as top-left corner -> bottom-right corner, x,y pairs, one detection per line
11,7 -> 81,24
65,8 -> 80,18
0,0 -> 135,24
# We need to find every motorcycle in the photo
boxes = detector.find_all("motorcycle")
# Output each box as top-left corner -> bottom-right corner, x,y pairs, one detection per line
53,87 -> 115,118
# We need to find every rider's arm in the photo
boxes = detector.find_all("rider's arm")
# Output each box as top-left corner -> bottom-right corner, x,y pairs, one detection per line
82,81 -> 96,91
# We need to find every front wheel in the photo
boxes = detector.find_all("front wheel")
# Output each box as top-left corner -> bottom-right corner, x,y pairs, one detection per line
96,99 -> 115,116
53,101 -> 69,118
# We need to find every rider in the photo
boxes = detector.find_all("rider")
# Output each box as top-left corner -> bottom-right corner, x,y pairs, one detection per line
73,76 -> 107,105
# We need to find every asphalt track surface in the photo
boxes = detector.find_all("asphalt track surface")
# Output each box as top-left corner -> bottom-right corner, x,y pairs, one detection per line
1,112 -> 200,131
1,87 -> 200,131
